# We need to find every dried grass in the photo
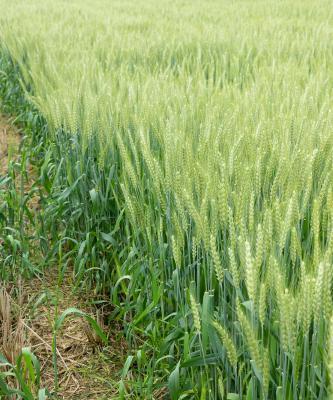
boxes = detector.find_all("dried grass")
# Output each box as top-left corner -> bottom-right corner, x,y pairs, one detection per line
0,115 -> 21,175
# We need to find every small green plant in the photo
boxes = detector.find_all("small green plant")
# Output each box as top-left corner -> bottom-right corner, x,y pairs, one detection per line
0,348 -> 48,399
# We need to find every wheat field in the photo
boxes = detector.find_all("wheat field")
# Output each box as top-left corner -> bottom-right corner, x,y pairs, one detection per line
1,0 -> 333,398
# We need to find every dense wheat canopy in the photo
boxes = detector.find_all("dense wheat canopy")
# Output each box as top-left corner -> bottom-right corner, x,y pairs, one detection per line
1,0 -> 333,398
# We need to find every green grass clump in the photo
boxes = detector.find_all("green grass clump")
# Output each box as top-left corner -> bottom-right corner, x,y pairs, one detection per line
1,0 -> 333,398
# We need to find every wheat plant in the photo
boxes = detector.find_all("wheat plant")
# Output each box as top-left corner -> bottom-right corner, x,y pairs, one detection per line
1,0 -> 333,398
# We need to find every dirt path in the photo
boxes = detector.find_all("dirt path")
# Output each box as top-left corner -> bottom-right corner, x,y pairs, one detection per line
21,269 -> 126,398
0,114 -> 126,399
0,114 -> 21,174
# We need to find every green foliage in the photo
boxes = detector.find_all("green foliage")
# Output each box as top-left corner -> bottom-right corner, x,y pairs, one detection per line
1,0 -> 333,398
0,349 -> 48,399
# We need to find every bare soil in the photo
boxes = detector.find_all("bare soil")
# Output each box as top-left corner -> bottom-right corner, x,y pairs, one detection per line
0,114 -> 21,174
